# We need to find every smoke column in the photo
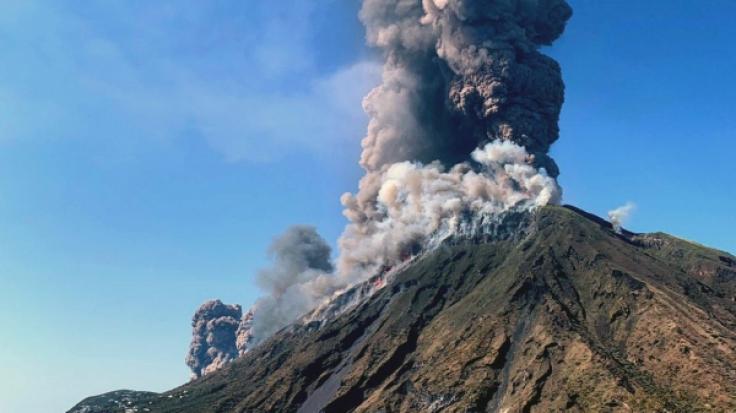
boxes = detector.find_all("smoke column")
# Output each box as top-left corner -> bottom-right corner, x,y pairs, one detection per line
356,0 -> 570,174
338,0 -> 571,278
188,0 -> 572,377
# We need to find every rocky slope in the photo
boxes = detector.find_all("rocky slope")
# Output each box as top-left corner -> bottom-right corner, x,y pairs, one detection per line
69,206 -> 736,412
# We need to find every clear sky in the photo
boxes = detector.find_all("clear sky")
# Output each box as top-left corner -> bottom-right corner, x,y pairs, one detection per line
1,1 -> 734,412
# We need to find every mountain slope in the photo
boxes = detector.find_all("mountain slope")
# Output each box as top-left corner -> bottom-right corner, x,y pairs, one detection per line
69,206 -> 736,412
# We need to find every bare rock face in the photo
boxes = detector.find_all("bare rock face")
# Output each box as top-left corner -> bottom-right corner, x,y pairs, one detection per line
70,206 -> 736,412
185,300 -> 242,379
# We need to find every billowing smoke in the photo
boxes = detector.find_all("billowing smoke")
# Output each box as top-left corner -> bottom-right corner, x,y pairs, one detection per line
248,226 -> 334,345
187,0 -> 572,377
608,202 -> 635,234
337,0 -> 571,277
357,0 -> 571,174
185,300 -> 242,379
338,140 -> 559,277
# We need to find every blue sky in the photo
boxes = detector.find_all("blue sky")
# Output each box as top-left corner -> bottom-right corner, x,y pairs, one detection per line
1,1 -> 734,412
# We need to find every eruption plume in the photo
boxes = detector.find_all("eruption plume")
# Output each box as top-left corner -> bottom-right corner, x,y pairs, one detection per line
338,0 -> 571,277
187,0 -> 572,377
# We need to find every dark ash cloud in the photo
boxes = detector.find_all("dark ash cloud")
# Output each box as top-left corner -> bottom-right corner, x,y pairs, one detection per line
185,300 -> 242,378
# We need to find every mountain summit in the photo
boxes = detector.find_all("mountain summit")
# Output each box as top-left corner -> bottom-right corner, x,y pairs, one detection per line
69,206 -> 736,412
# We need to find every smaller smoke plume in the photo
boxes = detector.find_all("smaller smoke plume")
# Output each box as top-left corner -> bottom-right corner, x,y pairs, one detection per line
608,202 -> 635,234
186,300 -> 242,378
249,226 -> 334,345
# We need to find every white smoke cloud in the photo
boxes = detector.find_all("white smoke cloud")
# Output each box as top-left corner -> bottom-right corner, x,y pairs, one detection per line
338,140 -> 560,279
608,202 -> 636,234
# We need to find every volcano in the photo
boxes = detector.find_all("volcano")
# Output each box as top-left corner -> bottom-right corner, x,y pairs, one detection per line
69,206 -> 736,412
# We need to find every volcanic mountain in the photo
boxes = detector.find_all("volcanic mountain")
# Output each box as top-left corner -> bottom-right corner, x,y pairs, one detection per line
69,206 -> 736,412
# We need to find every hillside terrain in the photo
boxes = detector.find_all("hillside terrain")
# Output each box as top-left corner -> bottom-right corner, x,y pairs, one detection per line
69,206 -> 736,412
